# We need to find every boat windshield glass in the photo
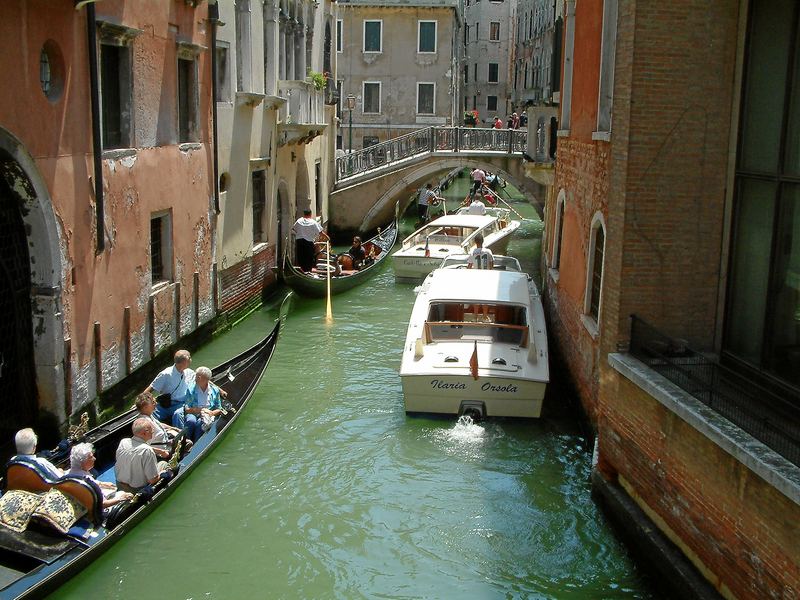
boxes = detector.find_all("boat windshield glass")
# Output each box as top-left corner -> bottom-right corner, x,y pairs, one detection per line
406,226 -> 477,249
425,302 -> 528,346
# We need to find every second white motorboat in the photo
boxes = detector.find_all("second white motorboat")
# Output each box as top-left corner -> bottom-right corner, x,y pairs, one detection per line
399,259 -> 549,418
391,207 -> 520,281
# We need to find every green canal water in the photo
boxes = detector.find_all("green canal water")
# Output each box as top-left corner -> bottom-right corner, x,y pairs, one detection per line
49,174 -> 655,599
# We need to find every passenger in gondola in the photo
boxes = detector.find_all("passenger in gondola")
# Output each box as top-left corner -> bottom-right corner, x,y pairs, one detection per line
115,418 -> 170,493
13,428 -> 63,479
292,209 -> 330,272
347,236 -> 367,270
68,443 -> 133,507
144,349 -> 195,429
134,392 -> 183,459
183,366 -> 225,442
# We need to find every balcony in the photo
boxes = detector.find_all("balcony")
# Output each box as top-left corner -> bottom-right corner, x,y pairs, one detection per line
277,80 -> 327,146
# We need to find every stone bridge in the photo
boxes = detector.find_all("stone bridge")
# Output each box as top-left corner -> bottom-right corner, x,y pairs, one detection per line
329,126 -> 554,236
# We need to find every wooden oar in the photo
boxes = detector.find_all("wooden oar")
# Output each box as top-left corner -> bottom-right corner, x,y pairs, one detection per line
483,186 -> 528,221
325,240 -> 333,322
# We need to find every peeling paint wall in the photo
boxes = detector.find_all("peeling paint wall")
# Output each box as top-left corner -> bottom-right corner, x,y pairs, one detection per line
0,0 -> 216,423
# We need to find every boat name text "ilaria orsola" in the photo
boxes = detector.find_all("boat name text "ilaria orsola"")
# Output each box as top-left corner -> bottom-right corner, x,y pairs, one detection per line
429,379 -> 520,394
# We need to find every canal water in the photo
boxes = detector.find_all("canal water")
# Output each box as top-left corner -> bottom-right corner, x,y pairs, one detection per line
50,173 -> 655,599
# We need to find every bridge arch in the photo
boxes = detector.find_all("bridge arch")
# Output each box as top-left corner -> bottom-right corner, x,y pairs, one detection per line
339,156 -> 545,234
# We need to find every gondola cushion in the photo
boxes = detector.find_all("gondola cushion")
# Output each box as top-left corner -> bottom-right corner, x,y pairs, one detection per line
30,489 -> 87,535
0,490 -> 43,532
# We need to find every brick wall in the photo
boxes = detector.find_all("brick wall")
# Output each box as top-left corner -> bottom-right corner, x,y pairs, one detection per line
598,374 -> 800,599
545,136 -> 610,419
218,244 -> 277,315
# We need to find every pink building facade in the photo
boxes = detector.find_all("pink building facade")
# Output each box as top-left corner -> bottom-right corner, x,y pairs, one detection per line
0,0 -> 215,444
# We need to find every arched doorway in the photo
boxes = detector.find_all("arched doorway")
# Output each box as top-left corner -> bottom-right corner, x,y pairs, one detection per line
0,129 -> 65,453
0,168 -> 37,441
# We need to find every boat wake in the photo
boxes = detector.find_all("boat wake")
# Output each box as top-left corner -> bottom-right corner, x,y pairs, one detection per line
442,415 -> 486,444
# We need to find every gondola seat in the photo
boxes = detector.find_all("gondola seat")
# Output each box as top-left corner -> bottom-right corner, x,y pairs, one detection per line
3,457 -> 59,494
52,477 -> 104,526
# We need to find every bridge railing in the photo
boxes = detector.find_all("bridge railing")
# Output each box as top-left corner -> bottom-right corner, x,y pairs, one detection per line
336,126 -> 528,183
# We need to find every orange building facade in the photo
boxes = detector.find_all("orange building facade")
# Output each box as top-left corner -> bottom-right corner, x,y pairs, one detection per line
0,0 -> 215,444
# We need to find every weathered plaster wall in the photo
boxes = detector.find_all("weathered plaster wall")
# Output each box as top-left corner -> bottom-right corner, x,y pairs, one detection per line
0,0 -> 215,421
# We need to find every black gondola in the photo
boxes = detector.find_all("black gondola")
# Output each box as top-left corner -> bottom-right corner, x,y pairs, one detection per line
0,321 -> 280,599
280,219 -> 398,298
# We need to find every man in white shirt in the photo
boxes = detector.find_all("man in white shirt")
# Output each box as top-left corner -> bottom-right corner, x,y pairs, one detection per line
292,209 -> 329,272
115,418 -> 169,493
13,428 -> 63,479
468,197 -> 487,215
467,233 -> 494,270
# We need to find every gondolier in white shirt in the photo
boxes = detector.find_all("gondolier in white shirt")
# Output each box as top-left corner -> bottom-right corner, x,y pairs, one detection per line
417,183 -> 443,223
292,209 -> 329,272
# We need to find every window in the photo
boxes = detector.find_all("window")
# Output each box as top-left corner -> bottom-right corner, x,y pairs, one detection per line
464,24 -> 469,47
474,63 -> 478,81
418,21 -> 437,53
725,0 -> 800,386
474,22 -> 479,41
235,0 -> 252,92
472,95 -> 476,110
363,136 -> 379,148
488,63 -> 499,83
215,42 -> 231,102
463,64 -> 468,84
363,20 -> 382,52
487,95 -> 497,111
585,214 -> 605,322
177,55 -> 198,142
337,19 -> 343,53
464,96 -> 469,111
417,83 -> 435,114
596,0 -> 618,133
150,212 -> 172,284
251,171 -> 267,244
490,22 -> 500,41
552,190 -> 565,270
363,81 -> 381,113
99,42 -> 132,149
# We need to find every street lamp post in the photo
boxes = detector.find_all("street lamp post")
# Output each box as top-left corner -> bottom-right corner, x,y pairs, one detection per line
346,95 -> 356,155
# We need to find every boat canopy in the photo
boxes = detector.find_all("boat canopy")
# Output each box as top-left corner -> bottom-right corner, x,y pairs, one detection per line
423,269 -> 532,305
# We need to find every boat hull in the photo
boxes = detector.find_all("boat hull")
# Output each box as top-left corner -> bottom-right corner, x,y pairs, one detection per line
401,373 -> 546,418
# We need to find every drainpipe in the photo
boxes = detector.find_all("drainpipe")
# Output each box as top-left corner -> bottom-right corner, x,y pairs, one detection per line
209,1 -> 221,214
86,3 -> 105,252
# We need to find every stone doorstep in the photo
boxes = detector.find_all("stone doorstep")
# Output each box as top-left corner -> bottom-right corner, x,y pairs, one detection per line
591,470 -> 723,600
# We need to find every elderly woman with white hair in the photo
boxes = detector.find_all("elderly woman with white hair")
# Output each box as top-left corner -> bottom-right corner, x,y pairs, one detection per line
183,366 -> 226,442
68,443 -> 133,508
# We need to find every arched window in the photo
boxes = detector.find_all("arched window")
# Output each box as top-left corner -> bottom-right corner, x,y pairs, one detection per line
584,213 -> 606,322
552,189 -> 566,270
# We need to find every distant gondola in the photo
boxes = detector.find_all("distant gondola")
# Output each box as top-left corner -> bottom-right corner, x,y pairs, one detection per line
280,218 -> 398,298
0,321 -> 280,599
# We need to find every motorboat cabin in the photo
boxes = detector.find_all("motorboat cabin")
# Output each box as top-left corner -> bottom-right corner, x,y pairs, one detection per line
400,268 -> 549,418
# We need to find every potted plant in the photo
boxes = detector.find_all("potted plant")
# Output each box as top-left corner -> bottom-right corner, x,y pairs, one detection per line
307,69 -> 327,91
463,109 -> 479,127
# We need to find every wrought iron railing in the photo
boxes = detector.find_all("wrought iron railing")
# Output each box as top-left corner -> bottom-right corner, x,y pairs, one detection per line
335,127 -> 528,183
628,315 -> 800,467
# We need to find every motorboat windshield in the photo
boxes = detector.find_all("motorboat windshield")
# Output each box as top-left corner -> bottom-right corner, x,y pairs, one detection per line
424,301 -> 529,347
439,254 -> 523,272
401,224 -> 478,250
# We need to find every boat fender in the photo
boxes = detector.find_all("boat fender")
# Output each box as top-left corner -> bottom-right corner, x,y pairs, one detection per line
414,338 -> 425,358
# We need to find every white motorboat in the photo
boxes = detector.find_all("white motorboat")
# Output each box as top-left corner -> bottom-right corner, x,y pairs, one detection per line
391,207 -> 520,281
399,259 -> 549,418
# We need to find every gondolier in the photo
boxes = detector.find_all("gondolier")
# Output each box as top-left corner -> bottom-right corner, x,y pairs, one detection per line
418,183 -> 443,223
292,209 -> 329,272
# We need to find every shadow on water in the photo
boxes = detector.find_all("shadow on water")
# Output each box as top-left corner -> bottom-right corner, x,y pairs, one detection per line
48,182 -> 658,599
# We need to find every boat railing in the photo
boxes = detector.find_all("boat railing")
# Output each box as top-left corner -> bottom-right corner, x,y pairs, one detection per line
424,321 -> 528,347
